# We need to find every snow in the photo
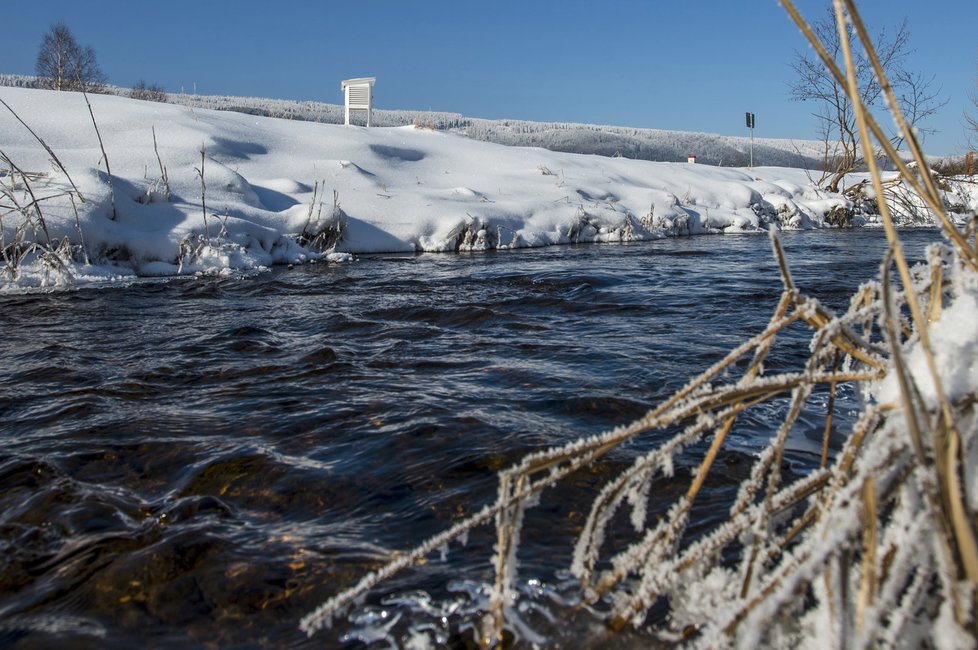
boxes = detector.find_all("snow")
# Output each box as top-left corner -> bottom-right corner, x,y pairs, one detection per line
875,268 -> 978,408
0,86 -> 877,291
5,87 -> 974,648
0,75 -> 833,168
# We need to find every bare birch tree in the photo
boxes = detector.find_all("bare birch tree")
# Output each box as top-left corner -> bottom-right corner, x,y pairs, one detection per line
35,23 -> 107,92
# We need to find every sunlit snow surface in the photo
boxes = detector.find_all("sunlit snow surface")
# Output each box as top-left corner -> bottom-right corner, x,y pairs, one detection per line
876,267 -> 978,409
0,86 -> 909,291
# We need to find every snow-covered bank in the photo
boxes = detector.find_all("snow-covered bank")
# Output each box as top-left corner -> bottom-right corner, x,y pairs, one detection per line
0,86 -> 968,290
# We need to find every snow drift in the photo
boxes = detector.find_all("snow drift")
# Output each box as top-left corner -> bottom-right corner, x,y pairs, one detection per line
0,86 -> 949,290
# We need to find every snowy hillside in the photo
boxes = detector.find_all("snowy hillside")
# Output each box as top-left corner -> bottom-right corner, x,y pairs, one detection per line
1,74 -> 826,167
0,86 -> 962,290
164,93 -> 829,168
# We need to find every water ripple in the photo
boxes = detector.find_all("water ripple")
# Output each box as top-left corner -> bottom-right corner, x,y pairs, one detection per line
0,230 -> 939,647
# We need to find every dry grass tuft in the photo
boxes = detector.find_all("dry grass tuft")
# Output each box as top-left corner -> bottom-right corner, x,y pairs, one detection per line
298,2 -> 978,645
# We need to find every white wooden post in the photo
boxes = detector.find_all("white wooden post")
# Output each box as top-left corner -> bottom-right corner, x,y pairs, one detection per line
341,77 -> 376,127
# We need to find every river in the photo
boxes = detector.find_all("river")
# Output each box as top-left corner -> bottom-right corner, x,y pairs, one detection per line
0,229 -> 939,648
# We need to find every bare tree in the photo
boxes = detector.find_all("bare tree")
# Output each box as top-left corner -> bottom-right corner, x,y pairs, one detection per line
35,23 -> 107,92
129,80 -> 168,103
789,7 -> 945,192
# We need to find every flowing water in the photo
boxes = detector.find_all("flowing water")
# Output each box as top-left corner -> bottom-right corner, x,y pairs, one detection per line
0,229 -> 939,648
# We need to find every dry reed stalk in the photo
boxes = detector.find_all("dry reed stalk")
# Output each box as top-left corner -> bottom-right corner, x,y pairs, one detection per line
781,0 -> 977,272
740,380 -> 818,600
883,249 -> 968,628
307,180 -> 320,227
151,126 -> 170,201
829,0 -> 978,590
0,97 -> 85,202
736,313 -> 857,604
820,351 -> 841,468
578,350 -> 878,597
1,151 -> 53,246
839,0 -> 943,211
195,147 -> 209,239
300,4 -> 978,646
468,270 -> 875,627
81,90 -> 115,219
68,193 -> 88,265
303,259 -> 905,640
927,252 -> 944,323
485,472 -> 529,647
855,477 -> 878,633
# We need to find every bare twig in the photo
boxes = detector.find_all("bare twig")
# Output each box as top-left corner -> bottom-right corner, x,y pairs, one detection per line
81,90 -> 115,219
152,126 -> 170,201
194,146 -> 209,239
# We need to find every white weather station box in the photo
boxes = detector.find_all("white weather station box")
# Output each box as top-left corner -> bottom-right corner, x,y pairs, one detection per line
341,77 -> 376,127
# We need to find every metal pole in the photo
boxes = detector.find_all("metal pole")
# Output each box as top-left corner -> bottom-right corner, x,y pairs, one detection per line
746,112 -> 755,170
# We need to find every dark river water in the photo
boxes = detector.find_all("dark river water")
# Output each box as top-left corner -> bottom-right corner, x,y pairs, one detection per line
0,229 -> 939,648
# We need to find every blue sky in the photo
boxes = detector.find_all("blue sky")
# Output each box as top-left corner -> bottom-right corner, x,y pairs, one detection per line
2,0 -> 975,155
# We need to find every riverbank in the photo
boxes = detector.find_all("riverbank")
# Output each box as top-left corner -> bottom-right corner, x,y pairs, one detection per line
3,86 -> 973,291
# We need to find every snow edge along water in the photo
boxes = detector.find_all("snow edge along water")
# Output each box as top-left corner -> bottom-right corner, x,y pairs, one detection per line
1,86 -> 974,292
